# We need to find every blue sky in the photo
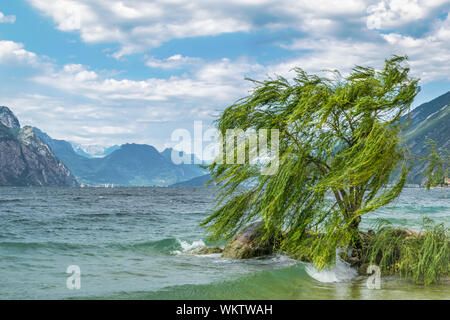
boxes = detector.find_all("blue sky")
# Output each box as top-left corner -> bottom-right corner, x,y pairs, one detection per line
0,0 -> 449,151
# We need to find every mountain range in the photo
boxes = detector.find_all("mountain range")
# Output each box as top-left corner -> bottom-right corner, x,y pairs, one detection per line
0,91 -> 448,187
0,107 -> 205,187
170,173 -> 213,187
71,143 -> 120,158
33,128 -> 206,187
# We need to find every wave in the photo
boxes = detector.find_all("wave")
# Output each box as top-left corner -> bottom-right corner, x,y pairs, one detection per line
172,239 -> 206,255
0,238 -> 207,256
123,238 -> 181,254
106,238 -> 206,255
0,241 -> 94,251
0,199 -> 23,203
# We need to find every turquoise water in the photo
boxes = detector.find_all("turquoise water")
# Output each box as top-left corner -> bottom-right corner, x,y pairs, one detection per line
0,187 -> 448,300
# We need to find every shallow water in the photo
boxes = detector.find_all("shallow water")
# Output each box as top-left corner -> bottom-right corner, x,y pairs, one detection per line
0,187 -> 448,300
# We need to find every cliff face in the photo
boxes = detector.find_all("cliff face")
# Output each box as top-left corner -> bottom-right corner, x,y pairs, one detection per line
0,106 -> 78,186
0,106 -> 20,129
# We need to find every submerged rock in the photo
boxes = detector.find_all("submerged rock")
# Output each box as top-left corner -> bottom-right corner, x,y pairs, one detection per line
221,221 -> 274,259
190,246 -> 223,255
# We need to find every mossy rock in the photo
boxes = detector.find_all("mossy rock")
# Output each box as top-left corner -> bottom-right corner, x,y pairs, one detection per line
358,263 -> 371,276
221,221 -> 274,259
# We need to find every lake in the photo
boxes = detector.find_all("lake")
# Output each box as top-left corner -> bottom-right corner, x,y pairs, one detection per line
0,187 -> 448,299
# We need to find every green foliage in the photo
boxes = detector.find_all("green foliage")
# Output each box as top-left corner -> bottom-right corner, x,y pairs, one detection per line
202,56 -> 422,269
364,218 -> 449,285
423,138 -> 449,189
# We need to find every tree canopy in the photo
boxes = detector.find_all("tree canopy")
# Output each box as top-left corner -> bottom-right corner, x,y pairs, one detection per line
202,56 -> 426,268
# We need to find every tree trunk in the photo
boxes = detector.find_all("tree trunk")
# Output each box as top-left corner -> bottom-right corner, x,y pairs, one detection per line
349,215 -> 362,248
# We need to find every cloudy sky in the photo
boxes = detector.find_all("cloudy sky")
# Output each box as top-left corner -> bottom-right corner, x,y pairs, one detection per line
0,0 -> 449,150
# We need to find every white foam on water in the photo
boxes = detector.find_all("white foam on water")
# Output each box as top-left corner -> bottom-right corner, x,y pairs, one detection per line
269,254 -> 297,264
305,251 -> 358,283
172,239 -> 205,254
193,253 -> 222,258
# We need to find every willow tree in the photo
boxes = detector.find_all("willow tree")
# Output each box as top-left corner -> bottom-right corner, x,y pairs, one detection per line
202,56 -> 425,268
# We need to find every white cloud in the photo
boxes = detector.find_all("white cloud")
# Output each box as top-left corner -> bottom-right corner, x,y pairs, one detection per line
276,35 -> 450,83
367,0 -> 450,29
6,27 -> 448,147
277,39 -> 381,76
2,1 -> 449,148
32,57 -> 263,104
276,7 -> 450,83
1,55 -> 264,147
2,93 -> 142,141
2,92 -> 220,149
28,0 -> 252,58
195,57 -> 264,83
0,11 -> 16,23
0,41 -> 40,66
381,34 -> 450,81
81,126 -> 133,135
27,0 -> 449,66
145,54 -> 201,69
27,0 -> 377,58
